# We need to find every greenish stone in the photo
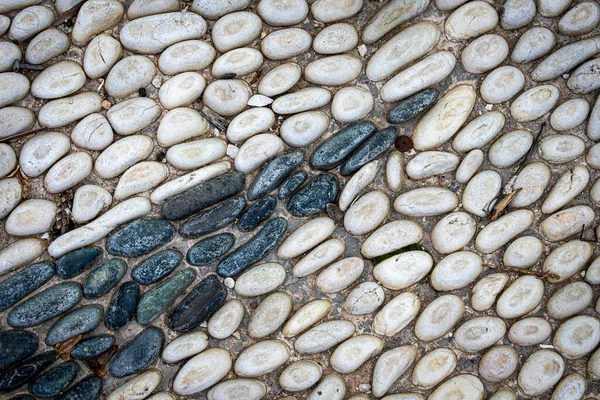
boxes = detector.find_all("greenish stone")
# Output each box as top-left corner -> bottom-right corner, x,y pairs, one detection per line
309,121 -> 376,169
83,259 -> 126,298
56,247 -> 101,279
340,126 -> 399,176
71,335 -> 115,360
105,282 -> 139,331
45,305 -> 104,346
287,174 -> 339,217
132,249 -> 182,285
180,196 -> 245,238
107,218 -> 175,257
0,262 -> 55,312
187,233 -> 235,266
238,196 -> 276,232
29,361 -> 79,398
0,330 -> 38,371
278,171 -> 307,199
248,151 -> 305,200
387,88 -> 438,124
108,327 -> 164,378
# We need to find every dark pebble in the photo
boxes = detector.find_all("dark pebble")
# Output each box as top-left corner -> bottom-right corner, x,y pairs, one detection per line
217,217 -> 287,277
167,275 -> 227,332
0,330 -> 38,371
287,174 -> 339,217
0,262 -> 55,312
57,376 -> 103,400
387,88 -> 438,124
107,218 -> 175,258
161,172 -> 245,220
56,247 -> 101,279
132,249 -> 182,285
83,259 -> 126,298
394,135 -> 414,152
46,305 -> 104,346
248,151 -> 305,200
0,351 -> 57,393
340,126 -> 399,176
238,196 -> 276,231
187,233 -> 235,266
278,171 -> 307,199
180,196 -> 245,238
108,326 -> 164,378
9,395 -> 35,400
8,282 -> 82,328
29,361 -> 79,398
105,281 -> 140,331
137,268 -> 196,325
309,121 -> 376,169
71,335 -> 115,360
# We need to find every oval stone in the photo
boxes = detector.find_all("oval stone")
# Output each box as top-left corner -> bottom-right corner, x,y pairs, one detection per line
279,360 -> 322,392
430,251 -> 483,291
518,350 -> 565,396
248,292 -> 292,338
478,346 -> 519,383
234,263 -> 286,297
453,111 -> 506,153
203,79 -> 252,117
0,238 -> 45,278
46,304 -> 104,346
283,299 -> 332,337
372,291 -> 421,336
71,335 -> 115,359
362,220 -> 423,259
6,199 -> 56,236
510,85 -> 559,122
72,114 -> 114,151
0,262 -> 54,312
316,257 -> 364,294
234,340 -> 289,377
489,130 -> 533,168
387,89 -> 438,124
569,58 -> 600,94
261,28 -> 312,60
414,294 -> 464,341
445,1 -> 498,39
453,316 -> 506,352
83,34 -> 122,79
137,269 -> 196,325
44,152 -> 92,194
108,369 -> 161,400
394,187 -> 458,217
332,86 -> 373,123
211,12 -> 262,53
186,234 -> 235,266
208,300 -> 245,339
431,212 -> 476,254
58,376 -> 103,400
412,347 -> 457,389
539,205 -> 595,241
496,275 -> 544,319
159,72 -> 206,110
295,320 -> 355,354
212,47 -> 263,78
511,162 -> 552,208
461,34 -> 508,74
511,27 -> 555,64
344,281 -> 384,315
313,23 -> 358,55
106,98 -> 161,136
208,379 -> 267,400
550,99 -> 590,131
272,87 -> 332,114
503,236 -> 543,268
539,134 -> 585,164
158,40 -> 216,75
105,282 -> 140,331
162,331 -> 209,364
362,0 -> 429,44
372,345 -> 418,397
30,361 -> 79,398
542,165 -> 589,214
548,282 -> 593,320
429,375 -> 484,400
173,348 -> 232,395
287,174 -> 338,217
471,273 -> 509,312
258,62 -> 302,97
257,0 -> 308,26
406,151 -> 459,180
227,108 -> 275,144
330,335 -> 383,373
0,330 -> 38,372
543,240 -> 594,282
84,258 -> 126,298
131,250 -> 181,285
107,218 -> 175,257
344,190 -> 389,235
106,56 -> 156,98
31,61 -> 85,99
480,66 -> 525,104
0,351 -> 58,393
26,28 -> 71,65
109,326 -> 164,378
475,210 -> 534,253
508,317 -> 553,346
501,0 -> 536,29
0,178 -> 21,220
374,251 -> 433,290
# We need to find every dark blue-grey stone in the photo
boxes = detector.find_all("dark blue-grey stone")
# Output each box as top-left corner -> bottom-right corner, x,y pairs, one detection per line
137,268 -> 196,325
108,326 -> 164,378
217,217 -> 287,277
132,249 -> 182,285
106,218 -> 175,257
167,275 -> 227,332
248,151 -> 305,200
340,126 -> 399,176
238,196 -> 276,232
56,247 -> 101,279
45,305 -> 104,346
180,196 -> 245,238
29,361 -> 79,398
0,350 -> 57,393
278,171 -> 307,199
0,262 -> 55,312
8,282 -> 82,328
309,121 -> 377,169
71,335 -> 115,360
105,281 -> 139,331
9,395 -> 35,400
161,172 -> 245,220
387,88 -> 438,124
83,259 -> 126,298
287,174 -> 339,217
187,234 -> 235,266
0,330 -> 38,372
57,376 -> 102,400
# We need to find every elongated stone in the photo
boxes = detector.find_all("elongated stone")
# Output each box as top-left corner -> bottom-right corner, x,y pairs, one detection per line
341,127 -> 399,176
105,282 -> 139,331
162,172 -> 245,220
137,269 -> 196,325
387,89 -> 438,124
0,351 -> 57,393
56,247 -> 101,279
107,218 -> 175,257
71,335 -> 115,359
173,348 -> 232,395
278,171 -> 307,199
30,361 -> 79,398
532,37 -> 600,82
46,305 -> 104,346
167,275 -> 228,332
295,320 -> 356,354
0,262 -> 54,312
8,282 -> 82,328
288,174 -> 339,217
59,376 -> 103,400
362,0 -> 429,44
0,330 -> 38,371
238,196 -> 276,231
180,196 -> 245,238
187,234 -> 235,266
310,121 -> 376,169
132,250 -> 182,285
84,259 -> 126,298
109,327 -> 164,377
248,151 -> 305,200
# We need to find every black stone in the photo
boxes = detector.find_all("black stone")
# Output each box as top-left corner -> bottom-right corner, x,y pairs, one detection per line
132,249 -> 182,285
180,196 -> 245,238
0,350 -> 57,393
340,126 -> 399,176
238,196 -> 276,231
84,259 -> 126,298
56,247 -> 101,279
248,151 -> 305,200
187,233 -> 235,266
29,361 -> 79,398
106,218 -> 175,257
167,275 -> 227,332
287,174 -> 339,217
217,218 -> 287,277
278,171 -> 307,199
0,330 -> 38,372
105,281 -> 139,331
45,305 -> 104,346
57,376 -> 102,400
161,172 -> 245,220
387,88 -> 438,124
71,335 -> 115,360
108,327 -> 164,378
309,121 -> 377,169
8,282 -> 82,328
0,262 -> 55,312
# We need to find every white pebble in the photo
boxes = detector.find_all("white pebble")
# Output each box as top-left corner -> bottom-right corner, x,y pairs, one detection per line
72,185 -> 112,224
45,152 -> 93,194
6,199 -> 57,236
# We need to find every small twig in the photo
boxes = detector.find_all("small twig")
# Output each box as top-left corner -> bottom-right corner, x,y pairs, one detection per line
196,105 -> 229,132
488,188 -> 521,221
52,2 -> 84,26
0,127 -> 47,143
487,264 -> 560,281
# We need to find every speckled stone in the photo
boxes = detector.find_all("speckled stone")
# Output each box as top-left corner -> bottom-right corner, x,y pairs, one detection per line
46,304 -> 104,346
340,127 -> 399,176
132,250 -> 182,285
105,282 -> 140,331
310,121 -> 376,169
84,259 -> 126,298
56,247 -> 102,279
288,174 -> 339,217
180,196 -> 245,238
0,351 -> 57,393
58,376 -> 103,400
0,262 -> 54,312
238,196 -> 276,232
109,326 -> 164,378
187,233 -> 235,266
279,171 -> 307,199
107,218 -> 175,257
248,151 -> 305,200
387,89 -> 438,124
0,330 -> 38,372
71,335 -> 115,359
29,361 -> 79,398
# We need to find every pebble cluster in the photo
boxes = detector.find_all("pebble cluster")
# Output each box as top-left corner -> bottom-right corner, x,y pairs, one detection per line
0,0 -> 599,399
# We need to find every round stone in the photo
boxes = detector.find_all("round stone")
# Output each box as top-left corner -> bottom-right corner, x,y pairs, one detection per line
203,79 -> 252,117
258,62 -> 302,97
261,28 -> 312,60
559,1 -> 600,36
480,66 -> 525,104
313,23 -> 359,54
478,346 -> 519,382
511,27 -> 555,64
6,199 -> 56,236
331,86 -> 373,123
503,236 -> 543,268
461,34 -> 509,74
550,99 -> 590,131
211,12 -> 262,53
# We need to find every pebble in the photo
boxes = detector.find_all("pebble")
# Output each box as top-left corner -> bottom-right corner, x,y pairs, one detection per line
471,273 -> 509,312
159,72 -> 206,110
279,171 -> 307,199
72,0 -> 124,46
203,79 -> 252,117
412,347 -> 456,389
162,331 -> 209,363
208,299 -> 245,339
344,190 -> 389,235
226,108 -> 275,143
590,97 -> 600,140
248,151 -> 305,200
496,275 -> 544,319
461,34 -> 508,74
44,152 -> 93,194
511,162 -> 552,208
0,145 -> 16,179
71,114 -> 114,151
374,250 -> 433,290
431,212 -> 476,254
543,240 -> 594,282
5,199 -> 55,236
95,135 -> 154,179
31,60 -> 85,100
56,247 -> 101,278
508,317 -> 553,346
429,375 -> 484,400
586,256 -> 600,284
58,376 -> 103,400
278,217 -> 335,260
107,217 -> 174,257
475,210 -> 534,254
158,108 -> 210,147
173,348 -> 232,395
311,0 -> 362,22
387,89 -> 437,124
106,98 -> 161,136
114,161 -> 170,199
295,320 -> 355,353
19,132 -> 69,178
478,346 -> 519,383
533,37 -> 600,82
511,27 -> 555,64
372,346 -> 417,397
338,161 -> 377,212
235,340 -> 289,377
559,1 -> 600,35
331,335 -> 383,373
187,233 -> 235,265
316,257 -> 364,293
394,187 -> 458,217
480,67 -> 525,104
71,334 -> 115,359
372,291 -> 420,336
279,360 -> 322,392
158,40 -> 216,75
453,113 -> 503,154
0,238 -> 45,277
313,23 -> 358,55
30,361 -> 79,398
518,350 -> 565,396
344,281 -> 384,315
539,0 -> 573,16
191,0 -> 250,19
283,299 -> 331,337
0,178 -> 21,219
332,86 -> 373,123
568,58 -> 600,94
445,1 -> 498,40
132,249 -> 181,285
415,294 -> 464,341
235,134 -> 284,174
550,99 -> 590,131
0,350 -> 58,393
503,236 -> 543,268
0,73 -> 29,108
84,258 -> 126,298
45,304 -> 103,345
489,129 -> 534,168
0,261 -> 54,312
212,12 -> 262,53
105,281 -> 140,330
167,139 -> 226,171
212,47 -> 263,78
0,43 -> 21,73
305,55 -> 362,86
540,205 -> 594,241
0,330 -> 38,373
341,126 -> 398,175
258,63 -> 302,97
311,121 -> 375,169
39,92 -> 103,128
106,56 -> 156,98
107,369 -> 161,400
511,85 -> 560,122
261,28 -> 312,60
362,0 -> 429,44
453,316 -> 506,352
72,185 -> 112,223
127,0 -> 180,19
9,5 -> 54,42
542,165 -> 589,214
248,291 -> 292,338
501,0 -> 536,29
0,16 -> 9,36
547,282 -> 593,320
109,326 -> 164,377
287,174 -> 339,217
82,34 -> 122,78
430,251 -> 483,291
208,379 -> 267,400
292,238 -> 345,277
406,151 -> 459,180
551,373 -> 586,400
272,87 -> 332,114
